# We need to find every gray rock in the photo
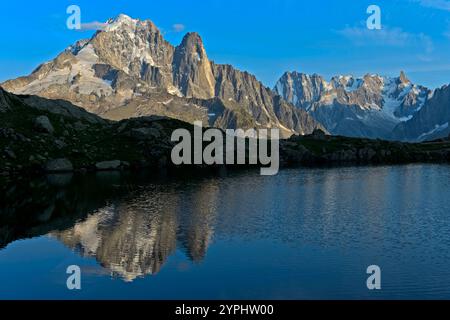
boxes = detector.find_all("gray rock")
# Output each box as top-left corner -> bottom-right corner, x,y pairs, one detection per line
34,115 -> 54,134
95,160 -> 122,170
54,139 -> 67,149
45,158 -> 73,172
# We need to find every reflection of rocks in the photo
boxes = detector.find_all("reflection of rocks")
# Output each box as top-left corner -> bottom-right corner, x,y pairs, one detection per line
50,180 -> 220,280
52,194 -> 179,282
178,183 -> 219,262
0,172 -> 140,249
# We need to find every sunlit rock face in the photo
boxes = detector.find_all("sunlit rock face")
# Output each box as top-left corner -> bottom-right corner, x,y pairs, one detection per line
1,14 -> 322,138
172,32 -> 216,100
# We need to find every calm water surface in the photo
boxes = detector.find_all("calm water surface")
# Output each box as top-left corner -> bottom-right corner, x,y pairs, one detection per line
1,164 -> 450,299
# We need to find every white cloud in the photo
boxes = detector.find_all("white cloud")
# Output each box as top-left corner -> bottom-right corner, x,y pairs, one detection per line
337,26 -> 412,46
172,24 -> 186,33
336,26 -> 433,53
80,21 -> 108,31
413,0 -> 450,11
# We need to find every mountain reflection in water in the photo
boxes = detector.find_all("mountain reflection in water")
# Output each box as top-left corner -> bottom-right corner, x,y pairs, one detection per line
51,182 -> 218,281
1,170 -> 224,282
2,165 -> 450,299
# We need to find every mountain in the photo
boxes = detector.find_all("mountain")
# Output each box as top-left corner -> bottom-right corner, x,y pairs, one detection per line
274,71 -> 431,139
1,14 -> 323,138
391,85 -> 450,141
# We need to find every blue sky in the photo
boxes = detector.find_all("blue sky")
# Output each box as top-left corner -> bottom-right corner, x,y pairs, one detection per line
1,0 -> 450,88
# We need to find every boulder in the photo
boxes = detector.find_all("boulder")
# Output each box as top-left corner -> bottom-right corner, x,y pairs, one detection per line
54,139 -> 67,149
95,160 -> 121,170
34,116 -> 54,134
45,158 -> 73,172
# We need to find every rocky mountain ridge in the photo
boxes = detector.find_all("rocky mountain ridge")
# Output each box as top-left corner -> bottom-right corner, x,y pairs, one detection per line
275,71 -> 435,140
1,14 -> 323,138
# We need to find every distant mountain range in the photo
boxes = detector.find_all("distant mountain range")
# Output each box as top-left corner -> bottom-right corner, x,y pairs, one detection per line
275,71 -> 450,141
1,14 -> 449,141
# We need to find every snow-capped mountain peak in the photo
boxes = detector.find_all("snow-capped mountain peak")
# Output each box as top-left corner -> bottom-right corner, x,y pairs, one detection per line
274,71 -> 432,139
105,14 -> 139,32
1,14 -> 324,138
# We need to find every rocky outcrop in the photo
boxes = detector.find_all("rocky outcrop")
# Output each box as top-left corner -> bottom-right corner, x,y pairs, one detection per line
172,33 -> 216,99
